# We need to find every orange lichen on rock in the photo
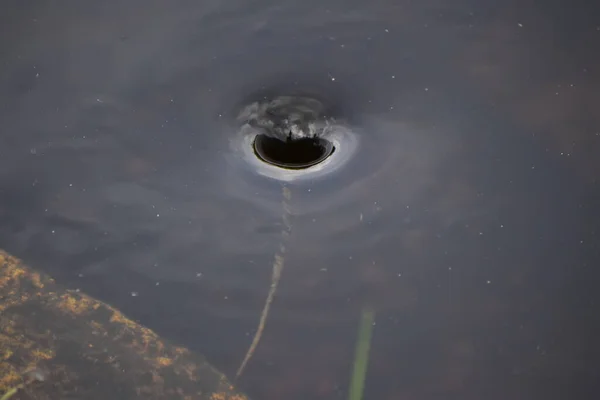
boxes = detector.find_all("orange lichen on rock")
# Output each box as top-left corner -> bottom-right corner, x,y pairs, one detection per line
108,308 -> 157,353
1,249 -> 250,399
89,320 -> 106,334
0,255 -> 26,289
156,357 -> 174,367
57,293 -> 100,315
0,368 -> 22,391
210,393 -> 248,400
30,348 -> 55,361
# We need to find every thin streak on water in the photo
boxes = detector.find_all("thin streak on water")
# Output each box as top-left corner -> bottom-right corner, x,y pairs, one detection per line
236,185 -> 293,379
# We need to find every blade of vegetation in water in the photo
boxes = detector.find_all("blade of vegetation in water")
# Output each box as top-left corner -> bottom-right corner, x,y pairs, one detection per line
348,306 -> 375,400
0,387 -> 18,400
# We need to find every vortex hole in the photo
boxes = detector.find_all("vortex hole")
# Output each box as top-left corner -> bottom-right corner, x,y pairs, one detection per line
253,133 -> 334,169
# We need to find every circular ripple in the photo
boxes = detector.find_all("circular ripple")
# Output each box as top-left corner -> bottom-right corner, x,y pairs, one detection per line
230,95 -> 359,182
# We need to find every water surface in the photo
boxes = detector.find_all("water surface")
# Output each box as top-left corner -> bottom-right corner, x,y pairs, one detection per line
1,0 -> 599,399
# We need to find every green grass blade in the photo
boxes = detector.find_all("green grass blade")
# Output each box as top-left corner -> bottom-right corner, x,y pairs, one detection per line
348,306 -> 375,400
0,386 -> 19,400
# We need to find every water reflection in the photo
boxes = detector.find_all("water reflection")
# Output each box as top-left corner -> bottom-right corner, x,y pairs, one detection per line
1,0 -> 599,399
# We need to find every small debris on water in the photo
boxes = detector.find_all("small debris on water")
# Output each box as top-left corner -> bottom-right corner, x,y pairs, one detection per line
25,368 -> 47,382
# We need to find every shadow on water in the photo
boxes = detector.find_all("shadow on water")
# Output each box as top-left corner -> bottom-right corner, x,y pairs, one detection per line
1,0 -> 600,399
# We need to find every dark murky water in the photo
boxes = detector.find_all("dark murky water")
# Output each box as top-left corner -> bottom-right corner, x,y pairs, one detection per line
2,0 -> 600,399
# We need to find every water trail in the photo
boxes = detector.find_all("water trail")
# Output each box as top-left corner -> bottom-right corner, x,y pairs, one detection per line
235,185 -> 292,380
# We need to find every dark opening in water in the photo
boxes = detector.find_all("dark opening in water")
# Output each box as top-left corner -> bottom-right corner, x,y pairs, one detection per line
252,133 -> 334,169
